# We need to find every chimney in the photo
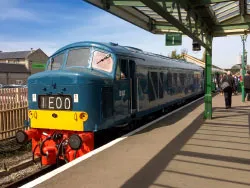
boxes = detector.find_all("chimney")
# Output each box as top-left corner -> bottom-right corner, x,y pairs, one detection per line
30,48 -> 34,53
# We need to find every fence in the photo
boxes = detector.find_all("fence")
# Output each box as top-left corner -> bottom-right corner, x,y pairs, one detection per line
0,88 -> 28,140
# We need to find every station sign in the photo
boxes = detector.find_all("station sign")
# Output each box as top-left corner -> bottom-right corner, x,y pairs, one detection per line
32,63 -> 46,69
165,33 -> 182,46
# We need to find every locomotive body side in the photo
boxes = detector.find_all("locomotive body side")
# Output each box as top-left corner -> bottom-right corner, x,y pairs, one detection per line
118,51 -> 204,118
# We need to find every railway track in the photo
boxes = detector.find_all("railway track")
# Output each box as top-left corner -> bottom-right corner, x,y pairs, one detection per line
2,94 -> 204,188
4,165 -> 56,188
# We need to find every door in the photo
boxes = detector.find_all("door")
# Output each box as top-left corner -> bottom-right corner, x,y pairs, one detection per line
129,60 -> 137,113
114,59 -> 130,120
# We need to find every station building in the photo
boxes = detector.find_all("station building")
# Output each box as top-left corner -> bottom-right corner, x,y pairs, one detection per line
0,49 -> 48,85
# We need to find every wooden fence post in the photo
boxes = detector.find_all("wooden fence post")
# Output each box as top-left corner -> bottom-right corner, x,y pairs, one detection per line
0,88 -> 28,140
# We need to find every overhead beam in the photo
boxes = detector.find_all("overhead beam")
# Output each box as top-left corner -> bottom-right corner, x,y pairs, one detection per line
182,1 -> 212,37
140,0 -> 209,49
213,22 -> 250,36
111,0 -> 144,6
111,0 -> 173,7
213,29 -> 250,36
239,0 -> 247,19
214,22 -> 250,31
193,0 -> 237,7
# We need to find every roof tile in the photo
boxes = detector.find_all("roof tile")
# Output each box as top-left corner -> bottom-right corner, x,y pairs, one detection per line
0,51 -> 31,60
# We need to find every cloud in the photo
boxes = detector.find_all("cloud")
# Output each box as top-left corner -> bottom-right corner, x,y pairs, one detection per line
0,8 -> 34,21
0,0 -> 37,21
0,0 -> 19,9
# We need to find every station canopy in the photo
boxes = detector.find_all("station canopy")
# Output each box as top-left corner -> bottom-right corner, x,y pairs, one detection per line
85,0 -> 250,49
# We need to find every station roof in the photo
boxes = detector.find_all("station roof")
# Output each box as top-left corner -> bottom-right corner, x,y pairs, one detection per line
85,0 -> 250,49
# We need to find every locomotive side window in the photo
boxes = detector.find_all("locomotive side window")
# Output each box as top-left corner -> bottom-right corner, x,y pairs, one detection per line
92,51 -> 113,73
116,60 -> 128,80
116,62 -> 121,80
120,60 -> 128,79
148,72 -> 158,101
180,73 -> 185,86
173,73 -> 178,85
47,53 -> 64,70
167,72 -> 172,88
159,72 -> 164,98
66,48 -> 90,67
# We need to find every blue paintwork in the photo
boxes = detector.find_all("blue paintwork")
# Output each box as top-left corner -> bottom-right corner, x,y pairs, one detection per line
28,41 -> 204,132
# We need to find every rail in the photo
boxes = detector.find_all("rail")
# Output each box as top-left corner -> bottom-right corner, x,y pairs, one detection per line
0,88 -> 28,140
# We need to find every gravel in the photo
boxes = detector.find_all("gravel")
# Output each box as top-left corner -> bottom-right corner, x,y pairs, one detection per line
0,138 -> 40,187
0,163 -> 41,188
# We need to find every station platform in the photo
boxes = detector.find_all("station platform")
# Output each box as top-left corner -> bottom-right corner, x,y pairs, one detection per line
31,94 -> 250,188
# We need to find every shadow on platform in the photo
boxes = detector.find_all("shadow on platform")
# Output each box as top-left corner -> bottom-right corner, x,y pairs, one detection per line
122,99 -> 250,188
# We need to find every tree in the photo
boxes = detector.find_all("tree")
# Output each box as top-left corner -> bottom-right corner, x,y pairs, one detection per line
171,50 -> 178,58
170,49 -> 187,59
180,48 -> 187,59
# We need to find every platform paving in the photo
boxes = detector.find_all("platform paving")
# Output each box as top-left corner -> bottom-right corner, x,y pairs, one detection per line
35,94 -> 250,188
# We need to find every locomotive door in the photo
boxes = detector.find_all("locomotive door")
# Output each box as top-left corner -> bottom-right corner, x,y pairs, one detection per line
114,59 -> 130,121
129,60 -> 136,113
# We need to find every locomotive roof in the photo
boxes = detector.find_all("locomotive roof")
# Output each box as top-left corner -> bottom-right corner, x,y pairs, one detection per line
52,41 -> 203,71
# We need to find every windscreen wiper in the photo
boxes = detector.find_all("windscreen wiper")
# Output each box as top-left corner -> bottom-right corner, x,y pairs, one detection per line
96,54 -> 111,64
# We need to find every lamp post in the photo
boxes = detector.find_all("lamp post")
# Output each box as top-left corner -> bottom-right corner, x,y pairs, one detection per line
241,34 -> 247,102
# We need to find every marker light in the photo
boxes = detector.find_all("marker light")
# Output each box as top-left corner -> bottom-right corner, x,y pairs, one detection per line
79,112 -> 88,121
28,111 -> 33,119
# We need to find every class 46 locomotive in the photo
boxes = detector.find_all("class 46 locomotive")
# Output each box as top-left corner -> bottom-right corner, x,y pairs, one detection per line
16,41 -> 204,166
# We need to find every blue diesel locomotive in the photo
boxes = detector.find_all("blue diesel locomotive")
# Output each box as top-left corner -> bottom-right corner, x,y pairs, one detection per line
16,41 -> 204,165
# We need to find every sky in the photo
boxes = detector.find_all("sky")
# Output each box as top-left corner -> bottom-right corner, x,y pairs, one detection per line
0,0 -> 249,69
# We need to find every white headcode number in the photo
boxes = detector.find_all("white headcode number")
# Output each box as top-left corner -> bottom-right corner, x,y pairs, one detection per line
49,97 -> 54,109
39,96 -> 72,110
64,98 -> 71,110
56,97 -> 62,109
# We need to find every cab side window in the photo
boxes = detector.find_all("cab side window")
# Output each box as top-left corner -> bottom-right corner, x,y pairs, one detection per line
116,60 -> 128,80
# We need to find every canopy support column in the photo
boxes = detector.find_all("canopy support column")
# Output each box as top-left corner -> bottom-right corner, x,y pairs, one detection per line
204,46 -> 212,119
241,34 -> 247,102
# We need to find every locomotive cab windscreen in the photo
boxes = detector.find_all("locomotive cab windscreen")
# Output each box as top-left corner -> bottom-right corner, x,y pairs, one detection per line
46,48 -> 114,73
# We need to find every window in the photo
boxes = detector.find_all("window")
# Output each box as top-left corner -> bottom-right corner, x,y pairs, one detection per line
159,72 -> 164,98
120,60 -> 128,79
66,48 -> 90,67
148,72 -> 155,101
173,73 -> 178,85
47,53 -> 64,70
148,72 -> 158,101
167,72 -> 172,88
179,73 -> 185,86
116,62 -> 121,80
116,60 -> 128,80
16,80 -> 23,84
92,51 -> 113,73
